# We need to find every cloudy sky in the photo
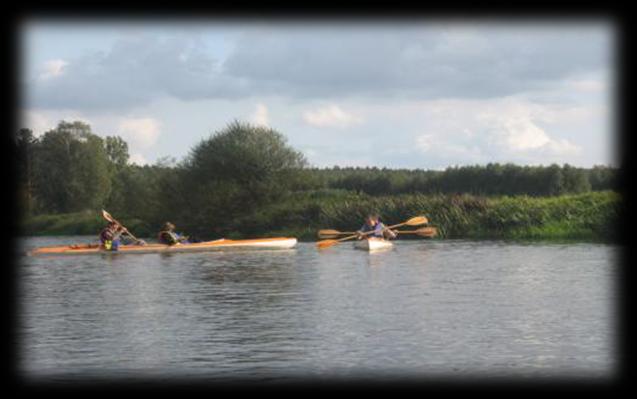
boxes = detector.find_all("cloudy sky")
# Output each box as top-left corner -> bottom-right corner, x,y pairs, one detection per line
20,19 -> 616,168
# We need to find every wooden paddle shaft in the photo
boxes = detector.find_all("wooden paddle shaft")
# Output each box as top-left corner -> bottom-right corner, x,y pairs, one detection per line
333,220 -> 408,243
316,216 -> 428,248
102,210 -> 139,241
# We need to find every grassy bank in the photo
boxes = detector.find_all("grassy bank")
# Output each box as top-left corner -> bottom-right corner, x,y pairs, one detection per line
253,191 -> 621,241
20,211 -> 153,238
224,190 -> 621,242
21,191 -> 620,243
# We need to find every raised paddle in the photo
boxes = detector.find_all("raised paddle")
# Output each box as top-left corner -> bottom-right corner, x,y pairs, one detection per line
101,209 -> 141,242
316,216 -> 428,249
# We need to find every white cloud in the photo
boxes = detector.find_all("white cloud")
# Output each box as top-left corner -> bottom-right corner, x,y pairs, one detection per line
38,59 -> 68,80
21,109 -> 92,136
251,103 -> 270,127
487,115 -> 551,151
543,138 -> 581,155
479,105 -> 580,155
22,110 -> 54,135
567,78 -> 607,93
531,104 -> 607,125
129,153 -> 149,165
303,148 -> 318,158
412,97 -> 582,167
415,132 -> 484,163
563,69 -> 613,94
302,105 -> 363,128
118,117 -> 160,148
415,134 -> 435,152
25,24 -> 612,113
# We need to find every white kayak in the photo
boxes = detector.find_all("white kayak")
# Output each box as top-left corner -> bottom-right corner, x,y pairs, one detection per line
353,237 -> 394,251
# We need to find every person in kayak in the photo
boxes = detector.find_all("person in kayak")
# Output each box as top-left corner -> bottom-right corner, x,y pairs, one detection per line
100,221 -> 124,251
99,221 -> 146,250
158,222 -> 190,245
356,214 -> 397,240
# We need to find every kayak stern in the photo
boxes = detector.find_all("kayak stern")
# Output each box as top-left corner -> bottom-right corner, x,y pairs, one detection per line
353,237 -> 394,252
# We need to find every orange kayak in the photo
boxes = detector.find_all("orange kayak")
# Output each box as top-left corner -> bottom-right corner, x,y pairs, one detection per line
28,237 -> 298,256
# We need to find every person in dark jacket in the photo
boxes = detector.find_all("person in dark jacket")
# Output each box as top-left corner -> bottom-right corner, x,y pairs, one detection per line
356,214 -> 397,240
158,222 -> 190,245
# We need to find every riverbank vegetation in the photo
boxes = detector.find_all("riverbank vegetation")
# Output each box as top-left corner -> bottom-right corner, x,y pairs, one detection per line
16,120 -> 621,242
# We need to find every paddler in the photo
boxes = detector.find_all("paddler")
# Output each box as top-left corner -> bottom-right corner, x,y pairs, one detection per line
356,214 -> 398,240
99,221 -> 124,251
158,222 -> 190,245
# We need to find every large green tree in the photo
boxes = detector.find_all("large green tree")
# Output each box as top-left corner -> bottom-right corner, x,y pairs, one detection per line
104,136 -> 130,167
32,121 -> 112,213
15,128 -> 37,215
103,135 -> 130,214
172,121 -> 308,236
561,164 -> 592,194
588,165 -> 616,191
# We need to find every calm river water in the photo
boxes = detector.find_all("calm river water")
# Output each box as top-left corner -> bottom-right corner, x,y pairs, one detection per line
17,237 -> 618,383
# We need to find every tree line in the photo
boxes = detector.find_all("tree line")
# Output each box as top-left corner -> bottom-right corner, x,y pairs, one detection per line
305,162 -> 616,196
15,120 -> 618,237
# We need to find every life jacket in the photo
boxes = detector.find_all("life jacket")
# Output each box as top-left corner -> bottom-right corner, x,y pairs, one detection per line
100,227 -> 114,242
158,230 -> 179,245
100,227 -> 120,251
360,222 -> 384,237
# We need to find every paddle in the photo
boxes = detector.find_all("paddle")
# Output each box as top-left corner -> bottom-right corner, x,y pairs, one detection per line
317,229 -> 357,239
101,209 -> 141,243
396,226 -> 438,237
316,216 -> 428,249
317,220 -> 433,239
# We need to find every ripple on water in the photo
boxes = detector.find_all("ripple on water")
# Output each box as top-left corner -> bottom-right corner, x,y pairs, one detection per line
18,238 -> 618,381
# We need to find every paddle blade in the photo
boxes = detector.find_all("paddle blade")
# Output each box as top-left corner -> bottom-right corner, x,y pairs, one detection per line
317,229 -> 342,237
416,227 -> 437,237
102,209 -> 114,222
318,233 -> 340,239
316,239 -> 338,249
318,229 -> 357,239
404,216 -> 429,226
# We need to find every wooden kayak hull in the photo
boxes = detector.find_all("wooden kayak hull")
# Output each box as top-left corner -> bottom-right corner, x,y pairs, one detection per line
28,237 -> 298,256
353,238 -> 394,251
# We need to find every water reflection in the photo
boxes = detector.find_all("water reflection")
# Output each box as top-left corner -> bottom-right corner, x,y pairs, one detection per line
19,238 -> 617,380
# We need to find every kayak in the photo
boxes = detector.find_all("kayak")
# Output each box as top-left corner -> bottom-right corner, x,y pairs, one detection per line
353,237 -> 394,251
28,237 -> 298,256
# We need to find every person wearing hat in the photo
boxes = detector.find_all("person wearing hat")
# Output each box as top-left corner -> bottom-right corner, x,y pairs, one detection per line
158,222 -> 190,245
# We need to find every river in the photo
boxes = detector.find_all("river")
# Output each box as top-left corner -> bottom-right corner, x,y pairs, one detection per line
17,237 -> 618,384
